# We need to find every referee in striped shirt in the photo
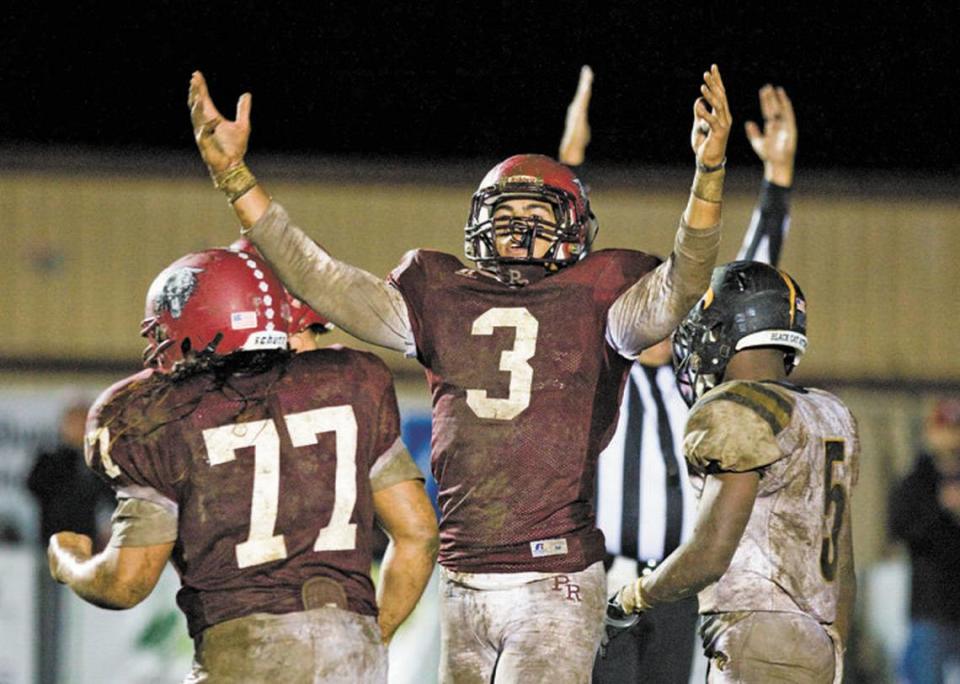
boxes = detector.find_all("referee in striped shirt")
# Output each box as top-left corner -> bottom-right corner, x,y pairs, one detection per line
559,67 -> 797,683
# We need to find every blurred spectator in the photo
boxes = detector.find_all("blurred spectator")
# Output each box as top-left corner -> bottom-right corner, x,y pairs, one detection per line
889,397 -> 960,684
27,400 -> 114,549
26,400 -> 115,683
0,516 -> 22,543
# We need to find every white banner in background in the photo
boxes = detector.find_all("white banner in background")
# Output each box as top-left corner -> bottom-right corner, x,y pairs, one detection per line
0,546 -> 36,684
60,565 -> 193,684
0,387 -> 100,544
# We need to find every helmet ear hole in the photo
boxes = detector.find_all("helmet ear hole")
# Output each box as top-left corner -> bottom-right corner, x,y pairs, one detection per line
181,338 -> 192,356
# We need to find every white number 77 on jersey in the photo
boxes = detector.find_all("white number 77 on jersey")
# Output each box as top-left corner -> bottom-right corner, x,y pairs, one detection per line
202,406 -> 358,569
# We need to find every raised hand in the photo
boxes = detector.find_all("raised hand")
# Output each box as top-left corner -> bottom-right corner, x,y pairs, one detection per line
744,85 -> 796,186
188,71 -> 252,174
690,65 -> 732,170
558,65 -> 594,166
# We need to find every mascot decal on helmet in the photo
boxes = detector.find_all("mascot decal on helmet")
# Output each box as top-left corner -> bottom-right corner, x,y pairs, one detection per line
153,267 -> 202,319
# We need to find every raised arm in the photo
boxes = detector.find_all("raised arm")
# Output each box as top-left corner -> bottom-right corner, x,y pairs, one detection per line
746,85 -> 797,188
373,479 -> 439,643
187,71 -> 415,353
558,65 -> 593,167
737,85 -> 797,266
607,65 -> 730,356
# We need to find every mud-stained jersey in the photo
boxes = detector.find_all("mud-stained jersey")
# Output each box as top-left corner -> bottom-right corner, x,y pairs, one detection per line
683,380 -> 860,623
85,348 -> 417,638
389,248 -> 659,573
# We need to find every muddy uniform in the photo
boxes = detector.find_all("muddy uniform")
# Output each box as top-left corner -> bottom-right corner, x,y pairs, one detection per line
684,380 -> 859,684
390,249 -> 660,573
390,249 -> 657,682
86,349 -> 422,683
244,201 -> 720,683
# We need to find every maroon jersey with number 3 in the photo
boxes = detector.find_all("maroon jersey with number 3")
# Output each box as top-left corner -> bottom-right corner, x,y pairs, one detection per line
390,249 -> 658,572
86,348 -> 403,637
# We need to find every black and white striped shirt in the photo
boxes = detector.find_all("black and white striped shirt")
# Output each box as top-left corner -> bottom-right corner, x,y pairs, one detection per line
597,180 -> 791,566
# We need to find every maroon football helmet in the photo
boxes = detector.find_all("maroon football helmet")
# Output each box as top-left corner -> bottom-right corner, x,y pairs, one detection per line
229,238 -> 332,335
141,248 -> 291,372
228,237 -> 258,255
465,154 -> 598,271
287,293 -> 334,334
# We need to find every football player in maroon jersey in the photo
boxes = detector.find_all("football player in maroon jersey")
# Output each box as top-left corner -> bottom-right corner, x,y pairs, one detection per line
188,65 -> 731,682
47,248 -> 438,682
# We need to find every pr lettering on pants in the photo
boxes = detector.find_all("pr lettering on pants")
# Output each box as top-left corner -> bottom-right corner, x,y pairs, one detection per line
552,575 -> 582,603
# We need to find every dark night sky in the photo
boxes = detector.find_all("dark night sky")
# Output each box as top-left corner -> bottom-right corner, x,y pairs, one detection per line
1,2 -> 957,173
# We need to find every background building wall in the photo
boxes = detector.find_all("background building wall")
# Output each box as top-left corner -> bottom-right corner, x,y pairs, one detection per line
1,158 -> 955,682
2,163 -> 957,381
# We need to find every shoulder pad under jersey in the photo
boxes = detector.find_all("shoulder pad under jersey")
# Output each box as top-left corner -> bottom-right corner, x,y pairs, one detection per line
684,380 -> 797,473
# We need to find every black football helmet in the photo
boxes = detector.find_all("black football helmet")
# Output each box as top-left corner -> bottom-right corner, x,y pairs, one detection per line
672,261 -> 808,406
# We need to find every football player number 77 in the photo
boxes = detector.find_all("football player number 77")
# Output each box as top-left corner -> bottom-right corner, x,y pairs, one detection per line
202,405 -> 359,569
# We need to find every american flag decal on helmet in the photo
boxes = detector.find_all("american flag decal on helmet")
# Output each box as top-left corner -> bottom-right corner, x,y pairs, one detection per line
231,311 -> 258,330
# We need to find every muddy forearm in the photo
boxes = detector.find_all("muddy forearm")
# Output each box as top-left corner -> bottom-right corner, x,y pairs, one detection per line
244,203 -> 414,352
607,218 -> 720,356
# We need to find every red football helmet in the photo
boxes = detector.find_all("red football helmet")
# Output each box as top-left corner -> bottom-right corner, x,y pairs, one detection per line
287,293 -> 333,334
141,248 -> 291,372
464,154 -> 598,270
229,238 -> 332,335
228,237 -> 258,255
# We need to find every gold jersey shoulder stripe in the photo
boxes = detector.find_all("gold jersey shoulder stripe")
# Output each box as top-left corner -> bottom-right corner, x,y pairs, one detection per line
699,381 -> 794,435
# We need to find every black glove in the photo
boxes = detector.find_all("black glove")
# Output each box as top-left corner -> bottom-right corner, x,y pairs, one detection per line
606,591 -> 641,630
598,592 -> 645,658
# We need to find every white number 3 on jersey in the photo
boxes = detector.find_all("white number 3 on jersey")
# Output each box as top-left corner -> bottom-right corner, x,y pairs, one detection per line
466,307 -> 539,420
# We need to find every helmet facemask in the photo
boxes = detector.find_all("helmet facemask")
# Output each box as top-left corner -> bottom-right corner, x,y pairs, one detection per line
464,155 -> 598,282
466,184 -> 592,270
140,316 -> 176,370
672,312 -> 730,408
494,211 -> 557,262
